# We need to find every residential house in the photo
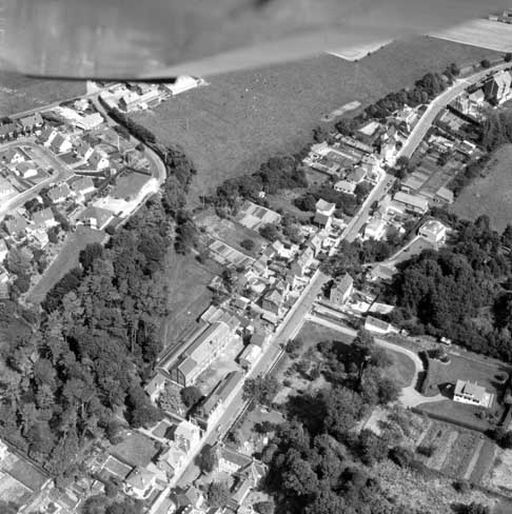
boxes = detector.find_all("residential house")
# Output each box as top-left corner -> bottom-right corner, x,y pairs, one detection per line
78,206 -> 114,231
314,199 -> 336,229
31,229 -> 49,249
308,233 -> 324,257
364,218 -> 387,241
17,161 -> 38,179
146,372 -> 167,403
50,133 -> 72,154
380,137 -> 397,163
272,240 -> 299,261
368,263 -> 397,283
4,214 -> 28,237
453,380 -> 493,408
2,147 -> 25,164
195,371 -> 244,429
169,321 -> 235,387
329,273 -> 353,305
483,70 -> 512,104
334,180 -> 356,195
393,191 -> 429,214
364,315 -> 397,334
70,177 -> 95,201
419,220 -> 447,244
290,247 -> 314,277
18,113 -> 43,133
435,187 -> 454,205
0,239 -> 8,263
468,88 -> 485,106
250,330 -> 270,348
75,113 -> 104,131
31,208 -> 57,230
171,485 -> 205,512
74,141 -> 95,161
261,288 -> 284,316
39,127 -> 58,147
88,151 -> 110,171
0,122 -> 17,141
123,467 -> 158,500
237,343 -> 262,371
357,120 -> 381,145
47,183 -> 72,204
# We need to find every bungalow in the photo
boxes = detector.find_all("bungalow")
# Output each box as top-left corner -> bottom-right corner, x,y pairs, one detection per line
0,122 -> 17,141
47,183 -> 72,204
419,220 -> 447,244
329,273 -> 353,305
334,180 -> 356,195
18,113 -> 44,133
453,380 -> 493,408
50,133 -> 72,154
78,206 -> 114,231
393,191 -> 429,215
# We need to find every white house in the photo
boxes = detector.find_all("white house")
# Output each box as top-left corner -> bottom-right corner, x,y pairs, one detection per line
393,191 -> 429,215
50,133 -> 72,154
453,380 -> 493,408
0,239 -> 8,263
17,161 -> 38,179
167,76 -> 200,95
88,151 -> 110,171
419,220 -> 447,244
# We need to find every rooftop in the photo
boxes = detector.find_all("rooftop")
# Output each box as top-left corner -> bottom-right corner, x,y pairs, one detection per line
454,380 -> 486,402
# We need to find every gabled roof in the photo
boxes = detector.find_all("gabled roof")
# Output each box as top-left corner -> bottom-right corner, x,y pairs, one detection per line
19,113 -> 43,129
335,273 -> 353,295
70,176 -> 94,193
48,183 -> 72,202
315,199 -> 335,213
0,122 -> 17,137
32,208 -> 54,226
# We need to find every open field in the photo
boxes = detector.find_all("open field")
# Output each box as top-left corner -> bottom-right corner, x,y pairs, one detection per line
382,349 -> 417,388
431,19 -> 512,53
134,37 -> 499,205
0,71 -> 86,116
27,226 -> 106,305
452,145 -> 512,232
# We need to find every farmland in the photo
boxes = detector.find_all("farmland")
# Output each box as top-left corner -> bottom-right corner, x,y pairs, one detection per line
134,36 -> 499,204
0,70 -> 86,116
431,18 -> 512,53
452,144 -> 512,231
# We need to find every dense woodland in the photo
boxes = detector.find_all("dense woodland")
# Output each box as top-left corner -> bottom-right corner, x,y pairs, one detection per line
0,143 -> 196,482
258,330 -> 438,514
386,211 -> 512,361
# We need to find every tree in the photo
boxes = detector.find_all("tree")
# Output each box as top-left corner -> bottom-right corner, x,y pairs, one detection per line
259,223 -> 279,242
461,503 -> 490,514
240,239 -> 255,251
243,376 -> 278,407
254,500 -> 273,514
197,445 -> 217,474
324,387 -> 365,440
79,243 -> 105,272
505,53 -> 512,63
180,386 -> 202,408
481,59 -> 491,69
207,481 -> 230,508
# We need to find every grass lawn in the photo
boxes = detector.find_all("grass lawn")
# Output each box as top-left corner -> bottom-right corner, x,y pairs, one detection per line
134,37 -> 498,205
27,227 -> 106,305
382,349 -> 416,388
161,249 -> 218,350
452,144 -> 512,232
0,71 -> 86,116
417,399 -> 495,432
423,353 -> 510,399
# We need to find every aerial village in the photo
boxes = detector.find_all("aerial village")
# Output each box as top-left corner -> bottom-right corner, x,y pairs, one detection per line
1,40 -> 512,514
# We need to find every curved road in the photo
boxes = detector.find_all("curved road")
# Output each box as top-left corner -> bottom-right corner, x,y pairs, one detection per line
398,61 -> 512,160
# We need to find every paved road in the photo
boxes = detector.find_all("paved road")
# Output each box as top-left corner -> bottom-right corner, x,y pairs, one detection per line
398,62 -> 511,160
